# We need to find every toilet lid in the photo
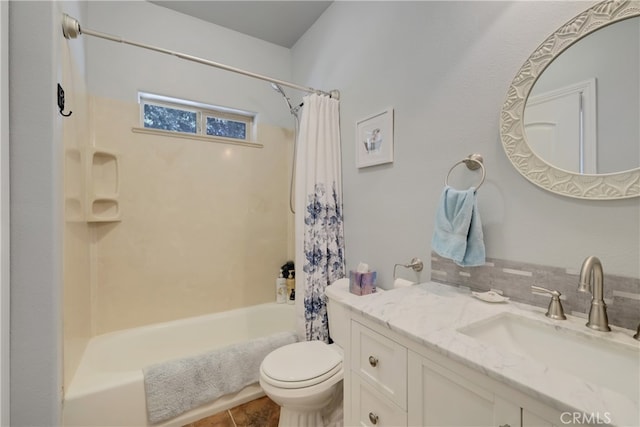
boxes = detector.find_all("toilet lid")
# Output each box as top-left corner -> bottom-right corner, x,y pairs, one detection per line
261,341 -> 342,388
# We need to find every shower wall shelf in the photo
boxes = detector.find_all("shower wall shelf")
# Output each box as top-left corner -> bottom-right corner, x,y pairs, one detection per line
86,148 -> 121,222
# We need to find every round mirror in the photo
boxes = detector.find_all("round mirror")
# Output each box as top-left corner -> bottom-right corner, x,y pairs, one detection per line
500,0 -> 640,199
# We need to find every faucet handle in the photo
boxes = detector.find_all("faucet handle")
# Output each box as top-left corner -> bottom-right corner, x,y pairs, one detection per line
531,286 -> 567,320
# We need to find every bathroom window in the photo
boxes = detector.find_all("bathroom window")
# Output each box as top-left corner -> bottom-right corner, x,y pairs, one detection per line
138,92 -> 255,142
143,103 -> 197,134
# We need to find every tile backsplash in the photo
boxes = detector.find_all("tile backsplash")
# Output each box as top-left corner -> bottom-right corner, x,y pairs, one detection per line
431,252 -> 640,330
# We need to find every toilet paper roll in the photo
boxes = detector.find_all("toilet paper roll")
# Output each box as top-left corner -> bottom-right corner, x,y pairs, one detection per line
393,278 -> 415,289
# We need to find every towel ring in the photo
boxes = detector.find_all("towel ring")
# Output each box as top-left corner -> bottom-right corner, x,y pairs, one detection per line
445,154 -> 485,190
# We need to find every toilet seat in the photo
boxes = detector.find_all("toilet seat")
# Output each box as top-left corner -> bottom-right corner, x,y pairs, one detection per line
261,341 -> 342,389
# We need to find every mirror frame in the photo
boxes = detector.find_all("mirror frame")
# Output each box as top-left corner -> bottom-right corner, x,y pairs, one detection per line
500,0 -> 640,200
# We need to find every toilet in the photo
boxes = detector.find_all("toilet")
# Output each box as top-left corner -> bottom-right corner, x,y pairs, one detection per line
259,278 -> 351,427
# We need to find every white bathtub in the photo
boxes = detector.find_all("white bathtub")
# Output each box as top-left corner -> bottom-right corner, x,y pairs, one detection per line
63,303 -> 296,427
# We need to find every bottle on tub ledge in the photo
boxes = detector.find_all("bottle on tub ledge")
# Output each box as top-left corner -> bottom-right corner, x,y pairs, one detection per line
276,269 -> 287,304
286,271 -> 295,305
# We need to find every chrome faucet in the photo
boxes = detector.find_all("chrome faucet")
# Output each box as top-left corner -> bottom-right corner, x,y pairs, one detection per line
578,256 -> 611,332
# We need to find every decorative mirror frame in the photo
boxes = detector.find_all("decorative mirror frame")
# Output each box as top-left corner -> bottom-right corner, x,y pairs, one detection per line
500,0 -> 640,200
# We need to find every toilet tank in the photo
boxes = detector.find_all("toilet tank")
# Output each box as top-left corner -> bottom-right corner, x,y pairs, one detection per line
325,278 -> 351,347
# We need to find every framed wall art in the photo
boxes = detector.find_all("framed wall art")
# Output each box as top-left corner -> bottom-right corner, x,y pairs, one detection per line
355,108 -> 394,168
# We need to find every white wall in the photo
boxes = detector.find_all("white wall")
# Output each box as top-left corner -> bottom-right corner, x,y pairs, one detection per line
292,1 -> 640,287
9,1 -> 67,425
87,1 -> 296,128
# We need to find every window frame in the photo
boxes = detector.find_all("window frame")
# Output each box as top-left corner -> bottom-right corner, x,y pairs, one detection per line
138,92 -> 256,144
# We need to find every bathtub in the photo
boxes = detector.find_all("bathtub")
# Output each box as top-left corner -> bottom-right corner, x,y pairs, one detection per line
63,303 -> 296,427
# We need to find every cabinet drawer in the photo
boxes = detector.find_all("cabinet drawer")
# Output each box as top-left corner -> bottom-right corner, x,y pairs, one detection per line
351,320 -> 407,408
351,375 -> 407,427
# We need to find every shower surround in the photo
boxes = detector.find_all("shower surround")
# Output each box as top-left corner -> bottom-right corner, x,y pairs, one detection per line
63,93 -> 295,394
88,95 -> 295,334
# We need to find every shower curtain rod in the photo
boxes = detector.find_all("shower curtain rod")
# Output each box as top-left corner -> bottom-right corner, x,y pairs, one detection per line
61,14 -> 339,100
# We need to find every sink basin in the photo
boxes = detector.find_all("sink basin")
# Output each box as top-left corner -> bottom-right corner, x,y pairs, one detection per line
458,313 -> 640,398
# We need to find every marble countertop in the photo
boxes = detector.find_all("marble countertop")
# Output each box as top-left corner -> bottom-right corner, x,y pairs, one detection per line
335,280 -> 640,426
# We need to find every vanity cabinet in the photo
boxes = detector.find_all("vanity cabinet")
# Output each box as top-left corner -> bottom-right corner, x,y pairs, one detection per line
408,350 -> 520,427
345,313 -> 568,427
350,321 -> 407,407
349,321 -> 407,426
350,376 -> 407,426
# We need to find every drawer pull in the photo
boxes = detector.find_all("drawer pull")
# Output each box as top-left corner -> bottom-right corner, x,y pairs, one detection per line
368,355 -> 378,367
498,424 -> 511,427
368,412 -> 379,424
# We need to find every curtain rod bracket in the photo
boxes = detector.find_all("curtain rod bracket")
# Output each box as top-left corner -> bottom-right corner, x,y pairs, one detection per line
62,13 -> 81,39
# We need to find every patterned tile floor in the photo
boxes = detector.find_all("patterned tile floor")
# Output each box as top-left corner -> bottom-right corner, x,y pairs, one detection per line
184,396 -> 280,427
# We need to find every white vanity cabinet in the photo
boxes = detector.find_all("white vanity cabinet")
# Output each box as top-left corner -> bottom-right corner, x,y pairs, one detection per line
349,320 -> 407,426
408,350 -> 521,427
350,376 -> 408,427
345,313 -> 569,427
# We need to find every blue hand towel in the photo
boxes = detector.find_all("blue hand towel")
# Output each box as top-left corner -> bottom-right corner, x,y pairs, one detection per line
432,186 -> 485,267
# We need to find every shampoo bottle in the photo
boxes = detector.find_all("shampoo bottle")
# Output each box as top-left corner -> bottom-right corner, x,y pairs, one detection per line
276,269 -> 287,304
286,271 -> 295,305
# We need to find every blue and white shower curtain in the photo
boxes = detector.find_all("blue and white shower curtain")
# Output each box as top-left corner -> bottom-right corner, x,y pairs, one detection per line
295,93 -> 345,343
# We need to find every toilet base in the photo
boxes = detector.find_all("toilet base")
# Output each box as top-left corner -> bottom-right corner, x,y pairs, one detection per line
260,376 -> 343,427
273,381 -> 343,427
278,408 -> 324,427
276,395 -> 342,427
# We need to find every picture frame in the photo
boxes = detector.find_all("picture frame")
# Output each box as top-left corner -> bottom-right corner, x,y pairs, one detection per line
356,108 -> 394,168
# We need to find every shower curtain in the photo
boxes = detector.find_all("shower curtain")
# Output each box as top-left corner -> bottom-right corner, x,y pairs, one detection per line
294,93 -> 345,343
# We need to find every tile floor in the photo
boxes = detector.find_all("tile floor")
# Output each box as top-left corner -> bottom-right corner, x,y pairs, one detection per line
184,396 -> 280,427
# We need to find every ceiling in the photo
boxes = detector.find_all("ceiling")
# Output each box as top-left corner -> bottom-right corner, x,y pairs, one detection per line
148,1 -> 333,48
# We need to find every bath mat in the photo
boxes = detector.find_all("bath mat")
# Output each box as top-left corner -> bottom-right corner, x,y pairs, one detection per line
143,330 -> 298,424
